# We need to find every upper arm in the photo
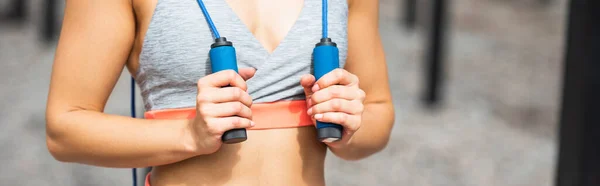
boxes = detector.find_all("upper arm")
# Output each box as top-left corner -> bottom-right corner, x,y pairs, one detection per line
47,0 -> 135,118
345,0 -> 391,104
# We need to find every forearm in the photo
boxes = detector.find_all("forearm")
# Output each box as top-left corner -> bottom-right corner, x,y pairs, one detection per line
330,101 -> 394,160
46,110 -> 198,168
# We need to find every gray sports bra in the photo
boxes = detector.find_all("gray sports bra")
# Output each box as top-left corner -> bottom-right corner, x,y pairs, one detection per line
136,0 -> 348,111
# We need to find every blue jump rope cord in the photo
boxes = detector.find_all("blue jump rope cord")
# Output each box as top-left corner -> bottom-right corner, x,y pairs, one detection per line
196,0 -> 221,39
130,77 -> 138,186
130,1 -> 329,185
322,0 -> 328,38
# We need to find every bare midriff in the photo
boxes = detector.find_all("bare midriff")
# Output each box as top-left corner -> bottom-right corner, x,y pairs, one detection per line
150,127 -> 327,186
144,101 -> 326,185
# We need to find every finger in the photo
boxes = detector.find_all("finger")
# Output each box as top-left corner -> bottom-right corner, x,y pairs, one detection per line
197,87 -> 252,107
311,85 -> 365,104
207,117 -> 255,134
312,69 -> 359,92
308,99 -> 363,115
238,67 -> 257,81
198,102 -> 252,119
314,112 -> 361,132
198,70 -> 248,91
301,74 -> 316,96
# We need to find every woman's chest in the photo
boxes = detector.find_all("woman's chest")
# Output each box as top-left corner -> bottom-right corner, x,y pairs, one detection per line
132,0 -> 348,66
225,0 -> 304,52
130,0 -> 348,109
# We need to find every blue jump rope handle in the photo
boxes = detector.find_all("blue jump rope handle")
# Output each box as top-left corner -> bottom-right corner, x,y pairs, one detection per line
210,46 -> 239,73
209,40 -> 247,144
313,38 -> 343,142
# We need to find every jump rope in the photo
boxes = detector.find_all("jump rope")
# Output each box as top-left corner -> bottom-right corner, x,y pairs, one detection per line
131,0 -> 341,184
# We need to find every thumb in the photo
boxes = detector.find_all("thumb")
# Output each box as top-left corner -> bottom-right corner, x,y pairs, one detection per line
238,67 -> 257,81
301,74 -> 316,102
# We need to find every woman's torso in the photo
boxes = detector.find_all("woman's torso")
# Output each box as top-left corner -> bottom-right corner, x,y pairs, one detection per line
127,0 -> 348,185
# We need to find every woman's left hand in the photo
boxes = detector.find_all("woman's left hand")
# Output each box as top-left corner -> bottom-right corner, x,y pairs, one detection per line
301,69 -> 366,149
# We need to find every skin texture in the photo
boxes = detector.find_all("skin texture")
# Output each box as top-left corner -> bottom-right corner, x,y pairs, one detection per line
46,0 -> 393,185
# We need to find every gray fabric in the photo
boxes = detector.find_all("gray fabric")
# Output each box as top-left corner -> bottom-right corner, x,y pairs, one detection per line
137,0 -> 348,111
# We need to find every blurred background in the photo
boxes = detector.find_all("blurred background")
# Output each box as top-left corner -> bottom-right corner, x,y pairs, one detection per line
0,0 -> 575,185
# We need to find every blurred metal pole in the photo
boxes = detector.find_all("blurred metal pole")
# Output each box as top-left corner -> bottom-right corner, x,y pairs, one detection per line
422,0 -> 448,107
7,0 -> 26,21
43,0 -> 57,42
403,0 -> 417,29
555,0 -> 600,186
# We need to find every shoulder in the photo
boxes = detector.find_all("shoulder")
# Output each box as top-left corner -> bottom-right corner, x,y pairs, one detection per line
346,0 -> 379,18
65,0 -> 132,5
347,0 -> 379,16
64,0 -> 134,13
348,0 -> 379,9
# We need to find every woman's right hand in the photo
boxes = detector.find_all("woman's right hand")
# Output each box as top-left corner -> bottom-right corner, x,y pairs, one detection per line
189,68 -> 257,155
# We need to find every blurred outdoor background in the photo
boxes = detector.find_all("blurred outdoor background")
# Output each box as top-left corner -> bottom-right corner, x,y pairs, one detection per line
0,0 -> 567,185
